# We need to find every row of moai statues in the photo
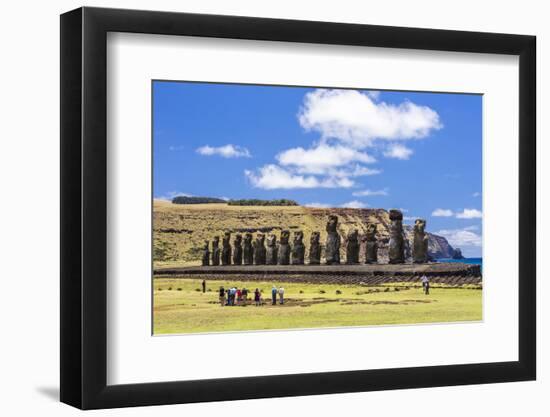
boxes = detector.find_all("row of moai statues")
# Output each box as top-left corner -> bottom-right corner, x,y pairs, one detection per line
200,210 -> 429,266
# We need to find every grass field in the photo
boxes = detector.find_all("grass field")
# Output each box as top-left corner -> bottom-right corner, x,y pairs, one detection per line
153,278 -> 482,334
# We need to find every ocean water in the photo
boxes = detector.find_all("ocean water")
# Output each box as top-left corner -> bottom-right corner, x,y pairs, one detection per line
436,257 -> 483,271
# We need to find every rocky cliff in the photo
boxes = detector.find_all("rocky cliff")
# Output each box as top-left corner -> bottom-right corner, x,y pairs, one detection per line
153,200 -> 456,266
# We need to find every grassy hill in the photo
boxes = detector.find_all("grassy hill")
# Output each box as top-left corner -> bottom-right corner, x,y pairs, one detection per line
153,200 -> 454,267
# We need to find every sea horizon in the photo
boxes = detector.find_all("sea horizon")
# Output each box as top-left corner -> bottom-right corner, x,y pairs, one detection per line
436,257 -> 482,266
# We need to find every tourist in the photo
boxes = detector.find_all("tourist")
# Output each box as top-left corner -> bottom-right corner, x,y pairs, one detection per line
227,287 -> 232,306
236,288 -> 242,305
421,275 -> 430,295
219,286 -> 226,306
202,279 -> 206,293
231,287 -> 237,305
271,285 -> 278,305
242,288 -> 249,305
225,289 -> 231,306
254,288 -> 261,306
278,287 -> 285,305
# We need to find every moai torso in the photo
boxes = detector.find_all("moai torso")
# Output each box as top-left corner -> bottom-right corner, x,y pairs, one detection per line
201,240 -> 210,266
253,233 -> 266,265
211,236 -> 220,266
388,210 -> 405,264
308,232 -> 321,265
221,232 -> 232,266
364,223 -> 378,264
325,215 -> 341,265
345,229 -> 359,264
232,234 -> 243,265
278,230 -> 291,265
243,233 -> 253,265
291,231 -> 305,265
413,219 -> 429,263
266,234 -> 278,265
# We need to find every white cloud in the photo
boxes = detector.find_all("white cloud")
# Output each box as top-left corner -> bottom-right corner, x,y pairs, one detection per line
336,165 -> 381,177
340,200 -> 368,209
243,88 -> 442,190
246,144 -> 381,190
456,208 -> 482,219
383,144 -> 413,160
366,90 -> 381,100
155,191 -> 192,201
432,208 -> 454,217
435,228 -> 482,247
168,145 -> 185,151
352,188 -> 388,197
196,144 -> 251,158
304,202 -> 332,208
298,89 -> 442,149
472,192 -> 481,197
245,165 -> 354,190
277,144 -> 376,175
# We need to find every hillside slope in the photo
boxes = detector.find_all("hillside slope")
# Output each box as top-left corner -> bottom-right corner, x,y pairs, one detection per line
153,200 -> 455,266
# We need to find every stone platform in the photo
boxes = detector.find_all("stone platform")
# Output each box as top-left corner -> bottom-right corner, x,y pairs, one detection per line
154,263 -> 482,285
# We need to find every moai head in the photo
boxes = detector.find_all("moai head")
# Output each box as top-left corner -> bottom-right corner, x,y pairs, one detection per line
389,209 -> 403,221
212,235 -> 220,248
347,229 -> 359,242
244,233 -> 253,245
327,215 -> 339,232
310,231 -> 320,245
366,223 -> 377,240
267,234 -> 277,247
234,234 -> 242,245
280,230 -> 290,244
293,231 -> 304,245
222,231 -> 231,246
256,233 -> 265,246
414,219 -> 426,234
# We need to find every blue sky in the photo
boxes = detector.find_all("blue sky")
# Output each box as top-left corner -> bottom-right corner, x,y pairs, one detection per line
153,81 -> 482,257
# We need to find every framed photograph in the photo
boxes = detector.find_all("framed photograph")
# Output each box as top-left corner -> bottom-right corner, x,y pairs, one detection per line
60,6 -> 536,409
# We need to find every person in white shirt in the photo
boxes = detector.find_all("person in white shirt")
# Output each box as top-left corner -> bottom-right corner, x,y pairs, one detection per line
278,287 -> 285,305
421,275 -> 430,295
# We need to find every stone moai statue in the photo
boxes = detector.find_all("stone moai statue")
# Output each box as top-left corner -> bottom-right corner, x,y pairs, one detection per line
278,230 -> 291,265
253,233 -> 267,265
221,231 -> 232,266
266,234 -> 278,265
388,209 -> 405,264
243,233 -> 253,265
345,229 -> 360,264
201,240 -> 210,266
363,223 -> 378,264
291,231 -> 305,265
211,236 -> 220,266
325,215 -> 341,265
232,234 -> 243,265
308,232 -> 322,265
413,219 -> 429,263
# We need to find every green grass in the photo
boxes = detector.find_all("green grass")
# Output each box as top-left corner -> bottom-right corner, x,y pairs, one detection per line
153,278 -> 482,334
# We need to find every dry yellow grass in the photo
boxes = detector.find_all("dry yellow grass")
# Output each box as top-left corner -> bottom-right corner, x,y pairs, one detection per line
153,278 -> 482,334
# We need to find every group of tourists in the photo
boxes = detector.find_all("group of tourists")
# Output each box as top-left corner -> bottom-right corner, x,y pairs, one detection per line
218,285 -> 285,307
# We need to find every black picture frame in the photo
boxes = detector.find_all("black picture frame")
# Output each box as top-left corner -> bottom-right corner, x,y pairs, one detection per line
60,6 -> 536,410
